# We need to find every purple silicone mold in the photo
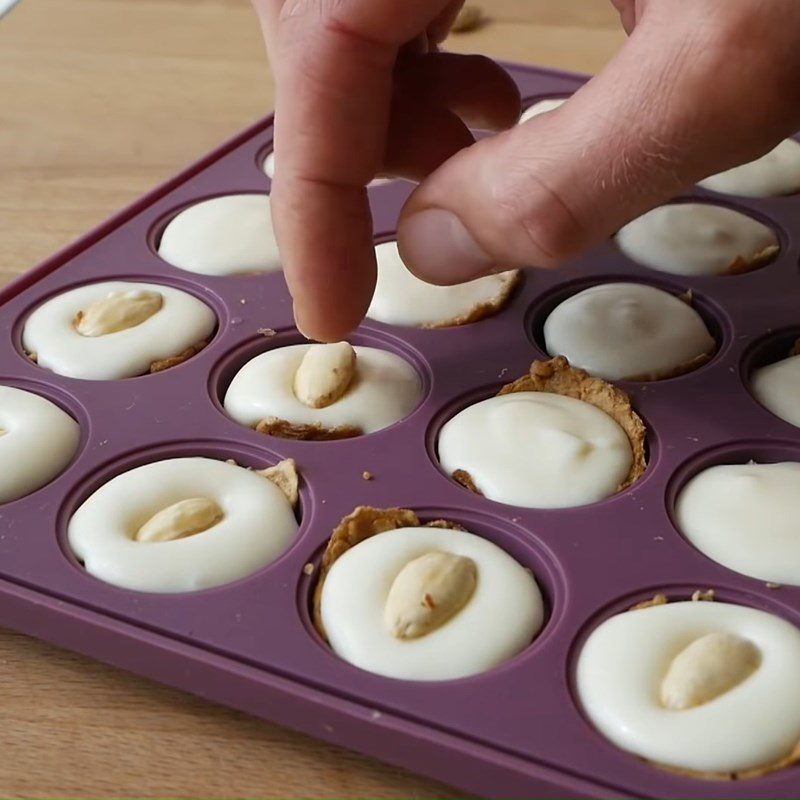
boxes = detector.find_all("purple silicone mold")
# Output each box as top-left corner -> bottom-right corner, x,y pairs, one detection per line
2,63 -> 800,799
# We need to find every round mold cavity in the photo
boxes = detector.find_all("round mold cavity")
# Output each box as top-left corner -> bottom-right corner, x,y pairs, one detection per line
12,275 -> 224,380
296,504 -> 566,685
665,440 -> 800,581
146,191 -> 272,269
0,376 -> 91,507
209,325 -> 432,442
615,196 -> 784,278
740,326 -> 800,422
56,437 -> 310,595
525,273 -> 730,382
425,382 -> 659,510
566,583 -> 800,778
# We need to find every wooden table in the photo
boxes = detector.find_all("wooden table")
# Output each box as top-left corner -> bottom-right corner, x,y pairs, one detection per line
0,2 -> 624,796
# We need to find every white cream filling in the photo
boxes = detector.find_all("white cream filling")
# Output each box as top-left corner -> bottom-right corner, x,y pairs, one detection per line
22,281 -> 215,381
438,392 -> 633,508
675,461 -> 800,585
68,457 -> 298,593
224,344 -> 421,434
158,194 -> 281,275
699,139 -> 800,197
321,526 -> 543,680
0,385 -> 80,503
367,240 -> 517,327
543,282 -> 715,380
577,601 -> 800,774
616,203 -> 778,276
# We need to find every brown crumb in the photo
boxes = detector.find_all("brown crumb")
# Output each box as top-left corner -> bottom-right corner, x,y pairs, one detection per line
450,4 -> 483,33
420,270 -> 519,328
691,588 -> 715,602
423,593 -> 436,609
149,340 -> 207,373
630,593 -> 668,611
257,327 -> 276,337
303,563 -> 315,576
257,458 -> 300,508
498,357 -> 647,490
362,471 -> 373,481
452,468 -> 483,495
725,243 -> 780,276
255,416 -> 362,441
27,352 -> 38,363
424,519 -> 467,531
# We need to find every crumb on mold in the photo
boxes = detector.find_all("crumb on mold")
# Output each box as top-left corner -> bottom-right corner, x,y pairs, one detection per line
258,327 -> 276,337
691,588 -> 715,602
303,563 -> 315,576
362,471 -> 373,481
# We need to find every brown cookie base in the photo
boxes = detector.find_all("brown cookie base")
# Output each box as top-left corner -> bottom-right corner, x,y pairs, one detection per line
257,458 -> 300,509
149,339 -> 208,373
255,417 -> 362,441
625,591 -> 800,779
312,506 -> 461,639
420,270 -> 520,329
725,243 -> 780,276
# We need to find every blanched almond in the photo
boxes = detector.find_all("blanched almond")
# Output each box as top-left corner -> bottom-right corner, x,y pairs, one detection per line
135,497 -> 223,543
75,289 -> 163,337
293,342 -> 356,408
660,631 -> 760,710
384,550 -> 477,639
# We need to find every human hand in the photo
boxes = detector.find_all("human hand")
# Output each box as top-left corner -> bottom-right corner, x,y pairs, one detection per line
253,0 -> 800,342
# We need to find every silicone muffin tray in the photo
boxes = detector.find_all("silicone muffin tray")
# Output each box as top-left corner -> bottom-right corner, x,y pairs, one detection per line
2,61 -> 800,800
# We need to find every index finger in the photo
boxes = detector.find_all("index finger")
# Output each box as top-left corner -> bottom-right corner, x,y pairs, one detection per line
260,0 -> 453,341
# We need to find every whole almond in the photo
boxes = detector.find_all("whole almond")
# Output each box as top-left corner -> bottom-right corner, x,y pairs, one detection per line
384,550 -> 477,639
660,631 -> 760,710
135,497 -> 224,543
75,289 -> 163,337
293,342 -> 356,408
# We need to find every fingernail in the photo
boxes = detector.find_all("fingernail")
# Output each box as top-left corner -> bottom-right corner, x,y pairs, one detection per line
398,208 -> 495,284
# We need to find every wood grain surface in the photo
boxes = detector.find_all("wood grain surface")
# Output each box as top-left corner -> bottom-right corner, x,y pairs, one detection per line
0,2 -> 624,796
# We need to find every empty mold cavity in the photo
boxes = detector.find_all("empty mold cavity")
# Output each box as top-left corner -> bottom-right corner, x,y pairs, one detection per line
742,327 -> 800,429
0,378 -> 87,505
526,276 -> 727,382
57,440 -> 313,594
428,381 -> 654,510
298,504 -> 564,682
210,327 -> 430,441
615,199 -> 781,278
667,440 -> 800,586
151,193 -> 282,277
16,277 -> 220,381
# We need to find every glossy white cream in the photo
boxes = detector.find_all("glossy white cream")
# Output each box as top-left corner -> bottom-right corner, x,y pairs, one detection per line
438,392 -> 633,508
519,96 -> 566,124
68,457 -> 298,593
544,282 -> 715,380
700,139 -> 800,197
367,240 -> 517,327
616,203 -> 778,276
158,194 -> 281,275
752,355 -> 800,428
577,601 -> 800,774
321,526 -> 543,680
22,281 -> 215,380
224,344 -> 421,434
676,461 -> 800,585
0,386 -> 80,503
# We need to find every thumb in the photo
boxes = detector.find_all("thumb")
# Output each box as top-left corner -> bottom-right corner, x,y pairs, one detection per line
397,3 -> 800,284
